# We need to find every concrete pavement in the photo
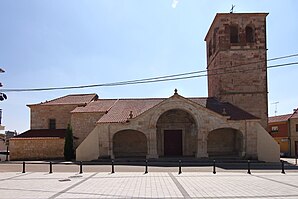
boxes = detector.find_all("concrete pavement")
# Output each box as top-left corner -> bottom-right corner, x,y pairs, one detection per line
1,172 -> 298,198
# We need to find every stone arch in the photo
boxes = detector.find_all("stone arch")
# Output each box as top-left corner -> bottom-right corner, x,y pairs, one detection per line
245,25 -> 255,43
113,129 -> 147,158
230,24 -> 239,43
149,100 -> 202,128
207,128 -> 243,157
156,109 -> 198,157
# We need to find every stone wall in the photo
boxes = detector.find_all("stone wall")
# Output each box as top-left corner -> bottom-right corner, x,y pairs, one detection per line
30,105 -> 78,129
71,112 -> 104,148
10,137 -> 64,160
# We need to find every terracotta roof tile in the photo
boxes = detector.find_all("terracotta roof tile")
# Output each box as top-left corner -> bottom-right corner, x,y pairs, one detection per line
29,94 -> 98,106
71,99 -> 118,113
269,110 -> 298,123
97,97 -> 258,123
98,98 -> 164,123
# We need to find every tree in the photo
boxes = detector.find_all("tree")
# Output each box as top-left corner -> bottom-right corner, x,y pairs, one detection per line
64,124 -> 74,161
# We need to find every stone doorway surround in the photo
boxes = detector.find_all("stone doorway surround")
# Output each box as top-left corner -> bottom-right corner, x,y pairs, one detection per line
156,108 -> 198,157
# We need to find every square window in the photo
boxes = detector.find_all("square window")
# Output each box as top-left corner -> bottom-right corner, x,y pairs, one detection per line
49,119 -> 56,130
296,124 -> 298,132
271,126 -> 278,133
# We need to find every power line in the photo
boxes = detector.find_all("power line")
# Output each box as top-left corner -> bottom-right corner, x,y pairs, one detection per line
1,54 -> 298,93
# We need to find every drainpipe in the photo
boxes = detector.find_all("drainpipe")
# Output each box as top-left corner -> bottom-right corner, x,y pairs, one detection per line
288,108 -> 298,157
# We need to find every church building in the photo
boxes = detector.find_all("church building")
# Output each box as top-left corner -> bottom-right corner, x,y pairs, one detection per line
10,13 -> 279,162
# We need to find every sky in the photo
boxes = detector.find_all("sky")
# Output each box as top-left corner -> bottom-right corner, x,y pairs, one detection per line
0,0 -> 297,134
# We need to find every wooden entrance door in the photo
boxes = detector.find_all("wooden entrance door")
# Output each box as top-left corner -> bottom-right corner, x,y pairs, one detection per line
164,130 -> 182,156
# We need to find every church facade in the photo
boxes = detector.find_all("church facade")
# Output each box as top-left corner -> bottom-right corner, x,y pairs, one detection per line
10,13 -> 279,162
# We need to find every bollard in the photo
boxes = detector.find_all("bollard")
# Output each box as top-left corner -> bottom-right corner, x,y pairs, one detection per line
49,162 -> 53,174
213,160 -> 216,174
79,161 -> 83,174
5,146 -> 8,161
111,159 -> 115,174
247,160 -> 251,174
144,159 -> 148,174
296,156 -> 297,165
281,160 -> 285,174
178,160 -> 182,174
22,161 -> 26,173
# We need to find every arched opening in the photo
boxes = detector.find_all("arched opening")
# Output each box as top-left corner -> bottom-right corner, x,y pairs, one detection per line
245,26 -> 254,43
230,25 -> 239,43
207,128 -> 243,157
156,109 -> 197,157
113,130 -> 147,158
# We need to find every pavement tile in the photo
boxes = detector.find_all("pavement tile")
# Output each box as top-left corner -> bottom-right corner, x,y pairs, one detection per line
0,172 -> 298,198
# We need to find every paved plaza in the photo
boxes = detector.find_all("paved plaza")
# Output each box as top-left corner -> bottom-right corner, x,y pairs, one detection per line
1,171 -> 298,198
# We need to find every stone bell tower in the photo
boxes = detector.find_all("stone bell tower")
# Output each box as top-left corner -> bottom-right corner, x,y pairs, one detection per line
205,13 -> 268,129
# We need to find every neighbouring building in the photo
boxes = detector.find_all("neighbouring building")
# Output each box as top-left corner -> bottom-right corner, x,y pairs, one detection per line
269,109 -> 298,157
10,12 -> 280,162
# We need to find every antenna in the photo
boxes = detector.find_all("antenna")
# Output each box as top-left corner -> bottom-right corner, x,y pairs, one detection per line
271,102 -> 279,116
230,5 -> 235,13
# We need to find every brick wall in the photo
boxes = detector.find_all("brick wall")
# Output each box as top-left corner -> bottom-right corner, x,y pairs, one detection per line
9,137 -> 65,160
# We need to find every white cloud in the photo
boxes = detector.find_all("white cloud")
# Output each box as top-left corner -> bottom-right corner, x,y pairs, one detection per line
172,0 -> 179,8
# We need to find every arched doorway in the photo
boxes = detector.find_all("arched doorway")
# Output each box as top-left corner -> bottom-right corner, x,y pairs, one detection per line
113,130 -> 147,158
156,109 -> 197,157
207,128 -> 243,157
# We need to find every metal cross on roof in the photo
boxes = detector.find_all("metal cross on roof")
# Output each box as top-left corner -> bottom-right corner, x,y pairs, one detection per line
230,5 -> 235,13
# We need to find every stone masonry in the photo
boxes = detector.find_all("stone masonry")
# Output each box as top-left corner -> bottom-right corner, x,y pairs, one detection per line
10,137 -> 64,160
29,104 -> 78,129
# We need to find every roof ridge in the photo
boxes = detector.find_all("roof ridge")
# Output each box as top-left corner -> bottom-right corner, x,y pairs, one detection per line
37,93 -> 96,105
97,98 -> 167,101
106,99 -> 119,113
66,93 -> 97,96
269,113 -> 292,118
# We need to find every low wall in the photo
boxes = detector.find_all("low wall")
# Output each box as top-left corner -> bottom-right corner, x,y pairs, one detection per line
254,122 -> 280,162
10,137 -> 64,160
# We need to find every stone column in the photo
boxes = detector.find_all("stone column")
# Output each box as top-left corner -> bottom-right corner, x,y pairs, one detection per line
108,125 -> 115,159
146,128 -> 159,159
196,129 -> 208,158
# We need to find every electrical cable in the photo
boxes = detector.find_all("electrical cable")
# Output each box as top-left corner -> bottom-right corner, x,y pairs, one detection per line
0,54 -> 298,92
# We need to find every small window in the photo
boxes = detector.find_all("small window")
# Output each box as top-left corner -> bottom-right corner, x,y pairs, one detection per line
245,26 -> 254,43
230,25 -> 239,43
271,126 -> 278,133
296,124 -> 298,132
49,119 -> 56,129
